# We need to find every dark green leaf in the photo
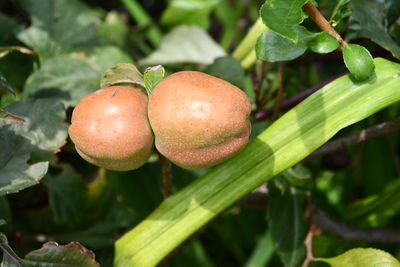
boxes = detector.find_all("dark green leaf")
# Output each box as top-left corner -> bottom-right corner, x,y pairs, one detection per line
205,56 -> 245,88
0,109 -> 25,127
268,178 -> 307,267
0,98 -> 67,196
144,65 -> 165,94
317,248 -> 400,267
96,12 -> 130,49
349,0 -> 400,59
23,46 -> 132,107
0,46 -> 33,58
308,32 -> 340,54
161,0 -> 221,29
256,26 -> 312,62
139,26 -> 226,66
43,165 -> 88,225
244,231 -> 274,267
16,0 -> 102,61
343,43 -> 375,81
260,0 -> 308,42
100,63 -> 144,89
24,241 -> 99,267
330,0 -> 351,25
0,233 -> 24,266
0,72 -> 15,95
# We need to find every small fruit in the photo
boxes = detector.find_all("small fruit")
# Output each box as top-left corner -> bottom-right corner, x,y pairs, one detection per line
69,86 -> 154,171
148,71 -> 251,169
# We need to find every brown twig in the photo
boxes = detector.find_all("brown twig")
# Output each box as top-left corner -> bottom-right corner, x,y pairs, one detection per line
308,117 -> 400,159
303,2 -> 344,44
157,152 -> 173,198
301,223 -> 319,267
313,206 -> 400,243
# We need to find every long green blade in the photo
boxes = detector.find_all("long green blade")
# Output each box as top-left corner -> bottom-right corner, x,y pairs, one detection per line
115,58 -> 400,266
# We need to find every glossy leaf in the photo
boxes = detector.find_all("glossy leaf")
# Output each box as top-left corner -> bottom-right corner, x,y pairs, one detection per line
24,241 -> 100,266
260,0 -> 308,42
308,32 -> 340,54
256,26 -> 312,62
161,0 -> 221,29
317,248 -> 400,267
268,178 -> 307,267
143,65 -> 165,94
139,26 -> 226,66
349,0 -> 400,59
343,43 -> 375,81
114,58 -> 400,266
100,63 -> 144,89
22,46 -> 132,107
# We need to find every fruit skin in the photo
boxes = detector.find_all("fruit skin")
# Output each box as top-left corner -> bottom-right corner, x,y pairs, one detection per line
148,71 -> 251,169
68,86 -> 154,171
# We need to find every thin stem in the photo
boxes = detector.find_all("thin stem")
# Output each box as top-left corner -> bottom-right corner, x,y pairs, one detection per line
158,152 -> 173,198
303,2 -> 344,44
120,0 -> 162,47
301,224 -> 318,267
308,117 -> 400,159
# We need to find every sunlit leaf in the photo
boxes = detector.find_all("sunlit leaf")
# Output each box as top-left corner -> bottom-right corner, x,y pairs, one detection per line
317,248 -> 400,267
114,58 -> 400,266
343,43 -> 375,81
260,0 -> 308,42
144,65 -> 165,94
100,63 -> 144,89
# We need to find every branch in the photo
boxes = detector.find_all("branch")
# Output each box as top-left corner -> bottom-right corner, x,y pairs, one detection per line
313,206 -> 400,243
158,152 -> 173,198
308,117 -> 400,159
303,2 -> 344,44
255,73 -> 345,121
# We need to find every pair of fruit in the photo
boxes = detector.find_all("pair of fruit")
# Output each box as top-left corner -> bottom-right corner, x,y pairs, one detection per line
68,71 -> 251,171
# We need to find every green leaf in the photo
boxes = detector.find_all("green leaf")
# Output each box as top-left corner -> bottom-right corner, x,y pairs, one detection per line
0,233 -> 25,266
330,0 -> 351,25
16,0 -> 102,61
43,165 -> 88,225
143,65 -> 165,94
0,46 -> 33,58
349,0 -> 400,59
100,63 -> 144,89
260,0 -> 308,42
343,43 -> 375,81
244,231 -> 274,267
308,32 -> 340,54
114,58 -> 400,266
256,26 -> 312,62
282,164 -> 312,189
24,241 -> 100,266
0,72 -> 15,95
268,178 -> 307,267
0,98 -> 67,196
205,56 -> 245,88
22,46 -> 132,107
0,109 -> 25,127
317,248 -> 400,267
139,25 -> 226,66
161,0 -> 221,29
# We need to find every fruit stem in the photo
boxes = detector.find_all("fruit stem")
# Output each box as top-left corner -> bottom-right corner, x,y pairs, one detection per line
158,152 -> 173,198
303,2 -> 344,45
